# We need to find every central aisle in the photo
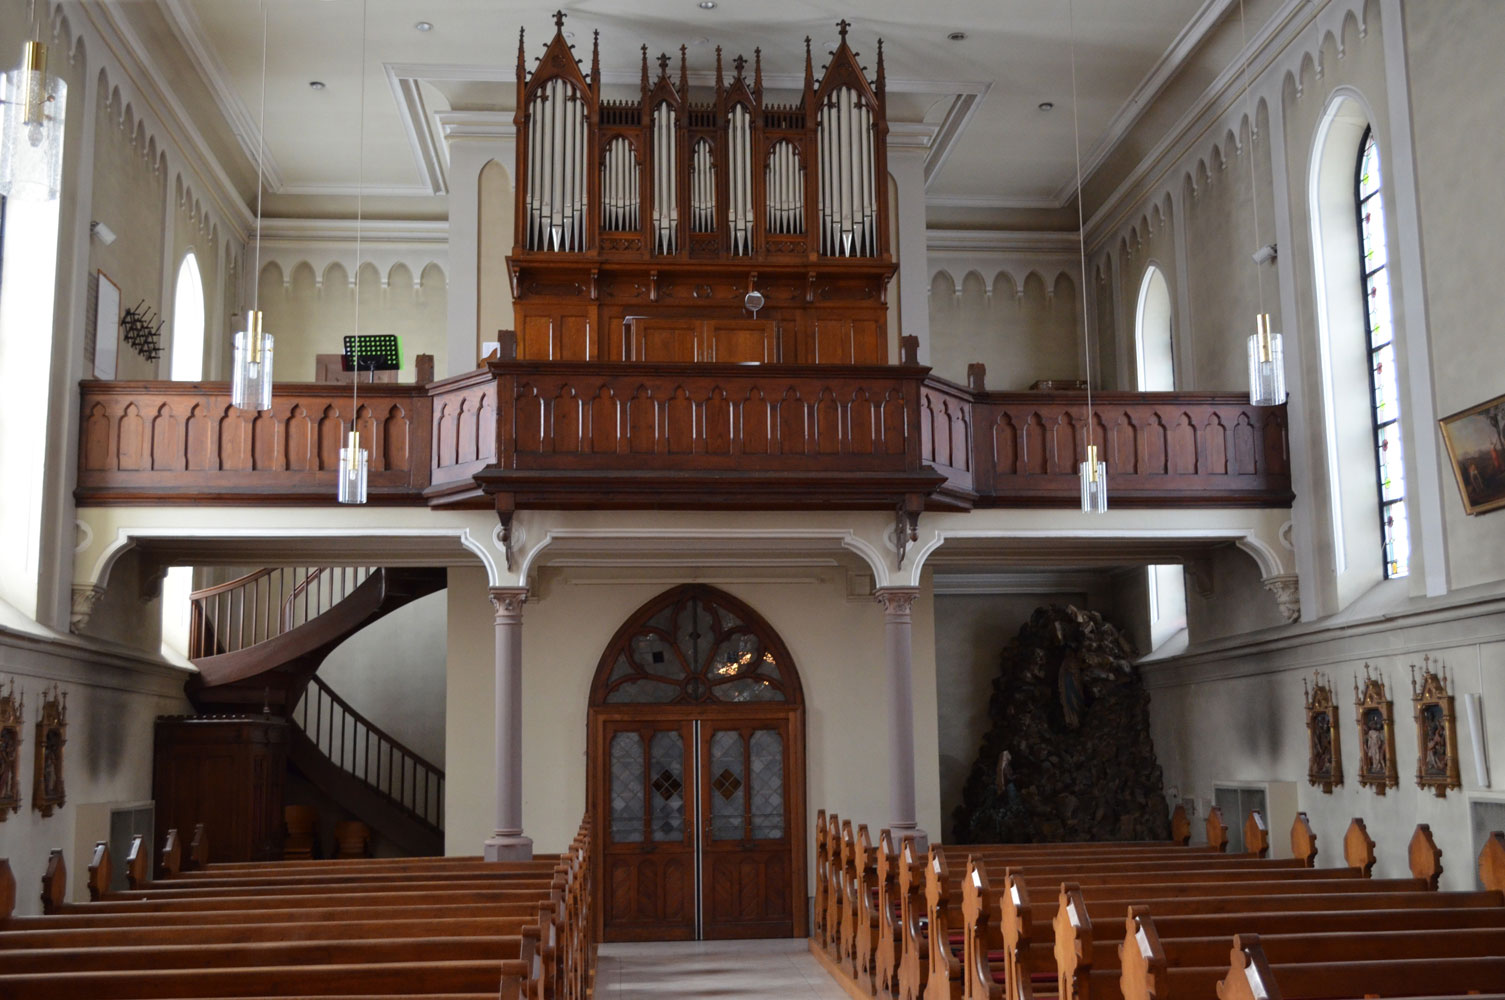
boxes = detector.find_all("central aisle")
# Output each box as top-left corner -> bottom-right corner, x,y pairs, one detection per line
595,939 -> 850,999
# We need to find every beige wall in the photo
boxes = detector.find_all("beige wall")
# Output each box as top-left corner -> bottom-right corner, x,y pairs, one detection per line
1403,0 -> 1505,591
927,270 -> 1081,389
445,565 -> 943,884
1146,594 -> 1505,889
257,261 -> 448,383
477,160 -> 515,354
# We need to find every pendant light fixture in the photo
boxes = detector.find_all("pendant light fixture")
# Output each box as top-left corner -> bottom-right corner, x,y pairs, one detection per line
337,0 -> 370,505
0,0 -> 67,201
1236,0 -> 1285,406
231,3 -> 274,411
1067,0 -> 1106,514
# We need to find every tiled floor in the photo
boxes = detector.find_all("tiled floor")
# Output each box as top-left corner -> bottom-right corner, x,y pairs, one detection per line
596,938 -> 851,999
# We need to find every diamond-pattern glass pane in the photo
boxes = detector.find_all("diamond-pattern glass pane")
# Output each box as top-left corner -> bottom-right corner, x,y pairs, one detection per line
1357,130 -> 1408,578
649,731 -> 685,842
609,732 -> 644,843
749,728 -> 784,840
716,677 -> 784,702
608,678 -> 680,704
709,730 -> 745,841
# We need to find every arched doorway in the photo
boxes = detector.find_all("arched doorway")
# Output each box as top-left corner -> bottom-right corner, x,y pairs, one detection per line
588,585 -> 806,942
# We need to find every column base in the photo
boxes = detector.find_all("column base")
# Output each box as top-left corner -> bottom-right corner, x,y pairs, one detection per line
483,833 -> 534,861
888,825 -> 929,854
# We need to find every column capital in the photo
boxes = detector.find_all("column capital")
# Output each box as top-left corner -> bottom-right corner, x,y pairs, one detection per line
489,587 -> 528,622
874,586 -> 921,622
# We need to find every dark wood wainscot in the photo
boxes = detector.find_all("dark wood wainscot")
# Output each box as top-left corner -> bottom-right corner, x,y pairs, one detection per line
153,715 -> 287,863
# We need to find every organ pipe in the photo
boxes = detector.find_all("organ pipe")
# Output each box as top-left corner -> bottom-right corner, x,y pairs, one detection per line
526,78 -> 588,252
691,139 -> 715,233
728,104 -> 752,255
818,86 -> 875,257
765,141 -> 803,235
652,102 -> 678,254
602,137 -> 639,231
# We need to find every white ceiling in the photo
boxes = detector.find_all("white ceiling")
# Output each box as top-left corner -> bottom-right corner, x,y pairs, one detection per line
158,0 -> 1222,216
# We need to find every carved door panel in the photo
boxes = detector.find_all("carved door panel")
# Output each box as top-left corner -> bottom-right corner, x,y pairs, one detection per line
520,311 -> 594,361
630,318 -> 700,362
600,720 -> 697,941
812,316 -> 885,364
698,720 -> 795,939
705,320 -> 778,363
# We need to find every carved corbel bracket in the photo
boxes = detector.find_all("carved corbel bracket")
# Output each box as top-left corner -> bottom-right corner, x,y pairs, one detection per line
70,585 -> 105,633
1262,574 -> 1299,623
1184,558 -> 1215,600
894,495 -> 922,570
495,494 -> 518,573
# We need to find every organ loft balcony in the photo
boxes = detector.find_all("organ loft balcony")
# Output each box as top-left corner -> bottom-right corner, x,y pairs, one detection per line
73,339 -> 1294,517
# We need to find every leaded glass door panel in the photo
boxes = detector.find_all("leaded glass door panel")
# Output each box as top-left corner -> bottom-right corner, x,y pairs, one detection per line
599,719 -> 697,941
698,718 -> 794,939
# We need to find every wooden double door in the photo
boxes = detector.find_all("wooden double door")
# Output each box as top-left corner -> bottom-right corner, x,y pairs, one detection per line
593,706 -> 803,941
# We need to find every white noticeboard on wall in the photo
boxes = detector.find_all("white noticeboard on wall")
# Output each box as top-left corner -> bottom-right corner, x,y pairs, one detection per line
94,270 -> 119,380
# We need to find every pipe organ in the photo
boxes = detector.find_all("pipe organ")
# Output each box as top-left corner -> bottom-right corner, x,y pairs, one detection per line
508,13 -> 895,365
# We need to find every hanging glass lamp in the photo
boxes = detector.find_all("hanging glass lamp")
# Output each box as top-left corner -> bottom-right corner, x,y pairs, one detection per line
337,429 -> 368,504
231,309 -> 274,411
1247,312 -> 1285,405
1079,443 -> 1107,514
0,40 -> 66,201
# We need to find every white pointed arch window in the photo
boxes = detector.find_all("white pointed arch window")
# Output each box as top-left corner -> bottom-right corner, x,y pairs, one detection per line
1134,263 -> 1186,649
170,251 -> 204,381
1134,264 -> 1174,392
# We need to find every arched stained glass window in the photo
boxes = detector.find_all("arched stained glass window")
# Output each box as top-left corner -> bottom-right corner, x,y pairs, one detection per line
1355,128 -> 1409,578
592,586 -> 802,705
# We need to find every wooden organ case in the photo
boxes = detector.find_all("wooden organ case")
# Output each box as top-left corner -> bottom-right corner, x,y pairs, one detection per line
509,14 -> 895,366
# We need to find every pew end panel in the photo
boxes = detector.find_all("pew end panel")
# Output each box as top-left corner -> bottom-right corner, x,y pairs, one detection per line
87,841 -> 112,902
1408,823 -> 1444,890
1289,813 -> 1317,868
1001,872 -> 1040,1000
1216,934 -> 1281,1000
842,819 -> 859,973
189,823 -> 208,869
875,828 -> 902,997
962,857 -> 1004,1000
854,824 -> 881,990
922,847 -> 961,1000
814,809 -> 828,946
159,828 -> 181,879
0,859 -> 14,919
1243,811 -> 1269,859
1481,830 -> 1505,895
898,836 -> 929,1000
1342,817 -> 1376,876
124,834 -> 149,890
1119,906 -> 1168,1000
1205,807 -> 1229,853
1170,803 -> 1191,846
38,850 -> 64,915
1053,883 -> 1092,1000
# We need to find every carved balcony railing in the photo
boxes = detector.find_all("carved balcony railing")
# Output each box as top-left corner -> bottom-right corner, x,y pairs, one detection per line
76,367 -> 1293,511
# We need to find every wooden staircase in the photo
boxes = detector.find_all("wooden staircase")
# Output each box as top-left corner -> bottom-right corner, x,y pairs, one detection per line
184,565 -> 448,855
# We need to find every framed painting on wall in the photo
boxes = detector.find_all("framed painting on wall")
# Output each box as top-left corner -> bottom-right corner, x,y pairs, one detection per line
0,679 -> 21,820
1304,671 -> 1342,793
1411,658 -> 1461,797
32,684 -> 66,818
1354,666 -> 1398,794
1439,392 -> 1505,515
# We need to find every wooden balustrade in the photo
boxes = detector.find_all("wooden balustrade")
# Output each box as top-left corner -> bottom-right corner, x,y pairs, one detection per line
76,368 -> 1293,511
76,382 -> 432,504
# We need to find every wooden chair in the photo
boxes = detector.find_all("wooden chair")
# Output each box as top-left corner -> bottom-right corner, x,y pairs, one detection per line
333,820 -> 371,859
283,805 -> 318,860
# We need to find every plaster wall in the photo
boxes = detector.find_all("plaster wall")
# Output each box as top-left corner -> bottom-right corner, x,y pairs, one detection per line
444,565 -> 943,889
256,261 -> 448,383
0,634 -> 188,915
477,160 -> 515,356
88,86 -> 167,382
927,270 -> 1081,389
1145,593 -> 1505,889
1401,0 -> 1505,591
318,589 -> 447,768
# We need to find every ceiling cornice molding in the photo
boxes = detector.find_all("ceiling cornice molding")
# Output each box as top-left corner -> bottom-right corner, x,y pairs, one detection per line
887,121 -> 940,151
1083,0 -> 1314,246
435,111 -> 519,143
80,1 -> 255,237
927,229 -> 1081,255
156,0 -> 285,193
256,218 -> 449,246
385,62 -> 447,195
926,193 -> 1062,211
1050,0 -> 1238,206
272,182 -> 439,198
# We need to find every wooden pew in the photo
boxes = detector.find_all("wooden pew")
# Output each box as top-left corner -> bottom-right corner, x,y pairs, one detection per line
1059,825 -> 1477,1000
1217,932 -> 1505,1000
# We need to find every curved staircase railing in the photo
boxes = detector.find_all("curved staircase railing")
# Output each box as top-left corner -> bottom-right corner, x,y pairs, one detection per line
189,566 -> 376,658
292,674 -> 444,833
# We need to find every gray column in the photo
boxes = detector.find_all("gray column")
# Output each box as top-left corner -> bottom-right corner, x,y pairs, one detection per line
485,587 -> 532,860
875,587 -> 926,851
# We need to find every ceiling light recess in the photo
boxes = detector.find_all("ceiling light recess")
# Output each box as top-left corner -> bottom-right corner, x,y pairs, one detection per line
698,1 -> 717,9
947,31 -> 967,41
309,80 -> 326,90
1038,101 -> 1054,111
414,21 -> 433,32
